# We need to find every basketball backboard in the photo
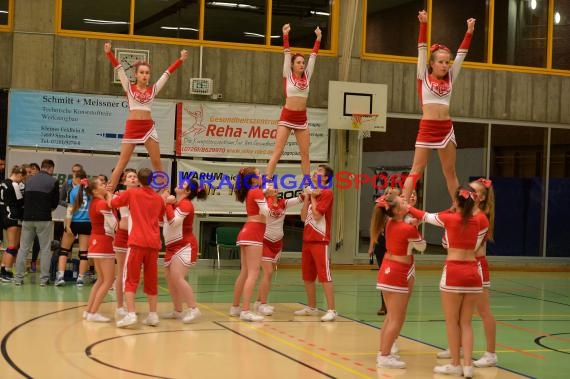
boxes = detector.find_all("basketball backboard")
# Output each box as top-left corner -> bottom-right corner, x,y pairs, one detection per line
327,81 -> 388,132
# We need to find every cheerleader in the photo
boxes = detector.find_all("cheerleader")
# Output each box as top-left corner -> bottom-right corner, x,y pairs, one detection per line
407,185 -> 488,378
104,42 -> 188,192
84,177 -> 117,322
374,192 -> 426,369
265,24 -> 321,180
230,167 -> 270,322
162,178 -> 207,323
403,10 -> 475,203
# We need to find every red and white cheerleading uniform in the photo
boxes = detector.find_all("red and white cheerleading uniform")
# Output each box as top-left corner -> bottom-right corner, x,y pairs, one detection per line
112,191 -> 130,254
302,189 -> 333,283
376,219 -> 426,294
87,197 -> 117,259
105,50 -> 183,144
237,188 -> 269,247
416,21 -> 472,149
263,195 -> 303,263
111,187 -> 166,296
163,198 -> 198,267
278,35 -> 320,130
409,207 -> 488,293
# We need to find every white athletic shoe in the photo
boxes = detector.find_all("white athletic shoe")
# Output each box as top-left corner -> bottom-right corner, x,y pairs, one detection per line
161,310 -> 182,319
473,352 -> 498,368
116,313 -> 137,328
229,305 -> 242,317
320,310 -> 337,322
463,365 -> 474,379
391,342 -> 399,355
436,347 -> 463,359
294,306 -> 319,316
87,313 -> 111,323
240,310 -> 264,322
142,313 -> 160,326
115,307 -> 128,319
258,304 -> 274,316
377,355 -> 406,369
182,308 -> 202,323
433,364 -> 462,376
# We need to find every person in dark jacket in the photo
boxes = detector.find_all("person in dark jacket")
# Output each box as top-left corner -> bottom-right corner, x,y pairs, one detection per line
13,159 -> 59,286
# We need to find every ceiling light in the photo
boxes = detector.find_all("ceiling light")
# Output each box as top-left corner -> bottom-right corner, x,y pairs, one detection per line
555,11 -> 561,24
209,2 -> 258,10
310,11 -> 330,16
243,32 -> 280,39
530,0 -> 537,10
83,18 -> 128,25
161,26 -> 198,31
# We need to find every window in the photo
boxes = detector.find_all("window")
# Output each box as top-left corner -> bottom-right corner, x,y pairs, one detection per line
0,0 -> 11,29
204,0 -> 267,44
134,0 -> 200,39
365,0 -> 424,57
552,0 -> 570,70
270,0 -> 332,49
493,0 -> 548,67
61,0 -> 130,34
431,0 -> 487,63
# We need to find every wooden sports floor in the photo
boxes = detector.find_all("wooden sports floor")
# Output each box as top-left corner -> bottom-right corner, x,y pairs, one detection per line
0,267 -> 568,378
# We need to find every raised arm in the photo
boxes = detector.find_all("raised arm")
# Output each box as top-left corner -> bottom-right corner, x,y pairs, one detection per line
155,49 -> 188,94
104,42 -> 130,92
417,10 -> 428,80
282,23 -> 291,78
305,26 -> 321,81
450,18 -> 475,80
407,206 -> 445,228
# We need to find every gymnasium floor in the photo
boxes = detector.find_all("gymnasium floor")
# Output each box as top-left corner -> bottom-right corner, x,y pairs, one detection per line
0,267 -> 568,378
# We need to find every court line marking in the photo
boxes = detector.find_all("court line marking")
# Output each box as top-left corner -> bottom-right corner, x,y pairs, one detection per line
200,303 -> 379,379
496,343 -> 544,360
497,321 -> 570,343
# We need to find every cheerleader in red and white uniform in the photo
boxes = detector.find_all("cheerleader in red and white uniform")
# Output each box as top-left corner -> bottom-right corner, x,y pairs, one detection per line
162,178 -> 207,323
230,167 -> 270,322
112,168 -> 138,319
265,24 -> 321,180
403,11 -> 475,203
104,42 -> 188,192
84,177 -> 117,322
470,178 -> 498,368
374,192 -> 426,369
407,185 -> 488,378
253,189 -> 303,316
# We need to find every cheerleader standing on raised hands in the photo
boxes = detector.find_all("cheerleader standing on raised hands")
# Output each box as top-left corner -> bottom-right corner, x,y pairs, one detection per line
402,10 -> 475,203
265,24 -> 321,181
104,42 -> 188,192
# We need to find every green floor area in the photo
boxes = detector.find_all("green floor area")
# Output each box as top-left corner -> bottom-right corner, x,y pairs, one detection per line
1,268 -> 569,379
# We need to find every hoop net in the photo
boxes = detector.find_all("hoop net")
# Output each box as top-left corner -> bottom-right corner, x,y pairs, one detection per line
351,113 -> 378,139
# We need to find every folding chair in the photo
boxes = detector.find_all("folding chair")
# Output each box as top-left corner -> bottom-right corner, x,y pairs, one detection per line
215,226 -> 241,269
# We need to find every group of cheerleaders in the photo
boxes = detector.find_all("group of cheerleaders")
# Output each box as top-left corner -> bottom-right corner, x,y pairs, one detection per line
88,9 -> 494,376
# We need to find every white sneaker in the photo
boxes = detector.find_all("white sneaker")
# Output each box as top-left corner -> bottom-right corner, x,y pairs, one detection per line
377,355 -> 406,369
142,313 -> 160,326
240,310 -> 264,322
253,301 -> 261,312
115,307 -> 128,319
87,313 -> 111,323
258,304 -> 274,316
320,309 -> 337,322
116,313 -> 137,328
229,305 -> 242,317
391,342 -> 399,355
161,310 -> 182,319
54,275 -> 65,286
473,352 -> 498,368
433,364 -> 462,375
182,308 -> 201,323
436,347 -> 463,359
463,365 -> 474,379
294,306 -> 319,316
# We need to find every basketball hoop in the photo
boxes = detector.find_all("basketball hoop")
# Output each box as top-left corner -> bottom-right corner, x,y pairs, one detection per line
351,113 -> 378,139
